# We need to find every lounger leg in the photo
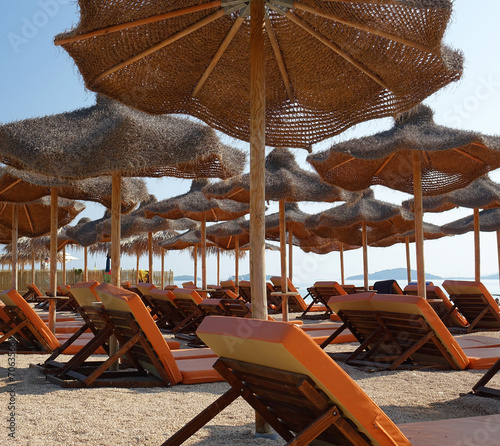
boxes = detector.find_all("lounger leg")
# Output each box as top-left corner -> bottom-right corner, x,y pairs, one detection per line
466,305 -> 492,333
161,388 -> 240,446
473,357 -> 500,396
319,323 -> 347,349
0,320 -> 28,344
45,323 -> 91,362
390,330 -> 434,370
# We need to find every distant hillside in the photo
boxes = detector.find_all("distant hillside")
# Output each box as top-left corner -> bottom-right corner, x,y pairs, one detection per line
482,273 -> 500,280
347,268 -> 443,281
174,275 -> 200,281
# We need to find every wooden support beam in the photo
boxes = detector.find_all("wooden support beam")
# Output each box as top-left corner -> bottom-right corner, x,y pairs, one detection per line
11,205 -> 18,290
148,232 -> 154,284
362,222 -> 368,291
49,188 -> 58,333
201,213 -> 207,290
340,242 -> 345,285
111,172 -> 121,286
84,246 -> 88,281
279,200 -> 289,322
474,209 -> 481,282
405,236 -> 411,284
412,151 -> 426,299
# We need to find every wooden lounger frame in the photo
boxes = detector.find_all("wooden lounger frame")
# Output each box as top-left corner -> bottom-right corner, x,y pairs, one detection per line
0,305 -> 54,352
321,309 -> 459,370
471,356 -> 500,399
48,308 -> 172,388
447,293 -> 500,333
301,283 -> 342,320
171,297 -> 206,335
148,294 -> 186,330
162,357 -> 370,446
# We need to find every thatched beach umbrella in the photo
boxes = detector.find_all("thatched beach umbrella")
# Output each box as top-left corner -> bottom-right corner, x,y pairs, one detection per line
0,96 -> 246,289
55,2 -> 463,344
305,190 -> 415,290
145,179 -> 249,290
205,147 -> 360,318
441,208 -> 500,288
308,104 -> 500,298
403,176 -> 500,281
0,166 -> 148,293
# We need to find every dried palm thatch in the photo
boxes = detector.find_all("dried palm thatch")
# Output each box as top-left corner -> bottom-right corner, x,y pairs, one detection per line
305,190 -> 416,245
205,218 -> 249,250
308,104 -> 500,196
64,214 -> 111,247
402,175 -> 500,213
55,1 -> 462,149
300,238 -> 359,255
96,195 -> 199,239
144,179 -> 249,222
0,197 -> 85,238
0,95 -> 246,180
441,209 -> 500,235
204,148 -> 362,203
2,166 -> 148,213
371,223 -> 449,248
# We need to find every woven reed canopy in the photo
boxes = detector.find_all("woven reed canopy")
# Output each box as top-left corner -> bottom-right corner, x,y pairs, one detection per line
371,223 -> 448,248
204,147 -> 361,203
205,218 -> 249,250
0,197 -> 84,238
159,229 -> 216,251
0,96 -> 246,180
300,238 -> 358,255
145,179 -> 249,222
96,195 -> 199,239
55,1 -> 461,149
64,214 -> 111,247
2,167 -> 148,213
442,209 -> 500,235
403,175 -> 500,213
308,105 -> 500,196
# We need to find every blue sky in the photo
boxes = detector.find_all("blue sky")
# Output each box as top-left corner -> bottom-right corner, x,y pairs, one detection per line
1,1 -> 499,284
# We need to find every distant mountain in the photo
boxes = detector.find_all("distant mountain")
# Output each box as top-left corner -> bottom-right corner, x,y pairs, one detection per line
482,273 -> 499,280
346,268 -> 443,281
228,274 -> 276,281
174,275 -> 200,281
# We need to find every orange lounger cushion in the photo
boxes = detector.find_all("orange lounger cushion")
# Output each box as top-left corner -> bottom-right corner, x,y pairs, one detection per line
171,348 -> 216,360
95,284 -> 183,384
175,357 -> 222,384
197,316 -> 410,446
172,288 -> 204,305
306,329 -> 356,345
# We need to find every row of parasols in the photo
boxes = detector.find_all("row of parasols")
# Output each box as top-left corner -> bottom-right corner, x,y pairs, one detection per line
0,100 -> 499,316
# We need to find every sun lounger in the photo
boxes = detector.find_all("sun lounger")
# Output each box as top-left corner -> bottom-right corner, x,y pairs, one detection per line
326,292 -> 471,370
147,289 -> 186,330
373,279 -> 404,295
22,283 -> 44,303
162,316 -> 500,446
442,280 -> 500,332
270,276 -> 327,314
301,281 -> 347,320
404,283 -> 468,328
170,288 -> 206,335
471,356 -> 500,398
48,283 -> 220,387
0,288 -> 99,355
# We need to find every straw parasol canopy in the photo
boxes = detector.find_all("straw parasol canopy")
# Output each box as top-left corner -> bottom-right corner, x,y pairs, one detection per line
308,104 -> 500,298
54,2 -> 462,150
145,179 -> 249,289
0,96 -> 246,181
305,189 -> 415,289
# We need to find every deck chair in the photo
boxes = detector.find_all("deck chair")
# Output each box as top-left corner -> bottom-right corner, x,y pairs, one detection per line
325,292 -> 471,370
373,279 -> 404,295
170,288 -> 206,335
471,356 -> 500,398
147,289 -> 186,330
0,289 -> 98,355
48,283 -> 220,388
404,283 -> 468,328
163,317 -> 500,446
270,276 -> 327,314
22,283 -> 44,303
443,280 -> 500,332
301,281 -> 347,320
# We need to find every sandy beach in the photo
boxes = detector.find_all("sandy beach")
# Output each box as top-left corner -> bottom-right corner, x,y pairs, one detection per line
2,329 -> 500,445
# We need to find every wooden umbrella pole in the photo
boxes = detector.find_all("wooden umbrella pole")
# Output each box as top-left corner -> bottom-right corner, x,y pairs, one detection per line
474,208 -> 481,282
249,0 -> 267,322
405,236 -> 411,284
11,205 -> 18,290
193,245 -> 198,287
49,188 -> 58,333
201,213 -> 207,290
288,223 -> 293,282
136,252 -> 140,283
279,200 -> 289,321
148,231 -> 153,284
497,230 -> 500,291
235,236 -> 239,287
31,243 -> 35,284
217,250 -> 220,285
412,151 -> 426,299
340,242 -> 345,285
362,222 -> 368,291
62,245 -> 66,285
161,248 -> 165,289
111,172 -> 121,286
84,246 -> 88,281
250,0 -> 270,436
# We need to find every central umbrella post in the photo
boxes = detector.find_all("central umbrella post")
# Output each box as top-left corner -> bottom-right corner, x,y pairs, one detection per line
235,236 -> 239,288
340,242 -> 345,285
110,172 -> 121,366
288,224 -> 293,281
11,205 -> 18,290
279,200 -> 289,321
148,231 -> 153,283
49,188 -> 58,333
201,212 -> 207,290
412,151 -> 426,299
362,221 -> 368,291
405,236 -> 411,283
474,208 -> 481,281
84,246 -> 88,281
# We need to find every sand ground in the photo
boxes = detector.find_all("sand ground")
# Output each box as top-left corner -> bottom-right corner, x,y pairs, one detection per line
2,325 -> 500,445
